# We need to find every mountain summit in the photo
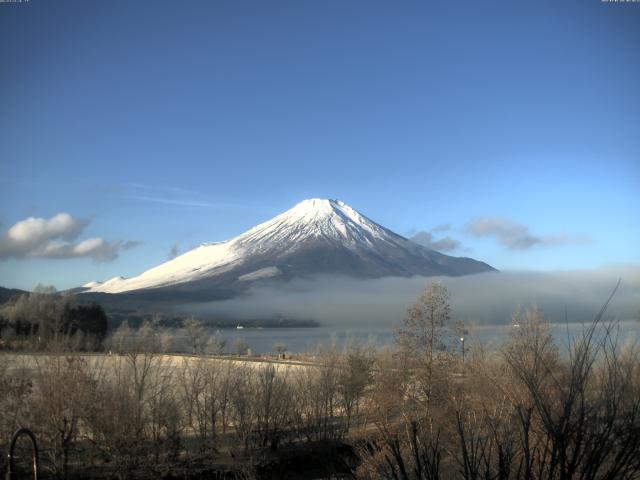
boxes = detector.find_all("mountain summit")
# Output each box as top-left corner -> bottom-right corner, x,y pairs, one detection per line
83,199 -> 495,297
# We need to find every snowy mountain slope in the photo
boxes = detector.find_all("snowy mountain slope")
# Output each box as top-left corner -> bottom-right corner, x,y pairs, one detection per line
83,198 -> 495,295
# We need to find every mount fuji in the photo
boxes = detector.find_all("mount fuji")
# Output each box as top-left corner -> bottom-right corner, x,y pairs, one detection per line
81,199 -> 495,301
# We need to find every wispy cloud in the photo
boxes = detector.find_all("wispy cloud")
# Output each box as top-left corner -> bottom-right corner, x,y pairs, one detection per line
128,195 -> 234,209
169,244 -> 179,260
121,183 -> 238,209
124,182 -> 197,196
467,217 -> 592,250
430,223 -> 451,233
0,213 -> 140,262
410,222 -> 465,252
39,238 -> 141,262
411,231 -> 461,252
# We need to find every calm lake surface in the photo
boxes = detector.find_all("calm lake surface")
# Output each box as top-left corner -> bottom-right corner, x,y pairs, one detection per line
169,321 -> 639,355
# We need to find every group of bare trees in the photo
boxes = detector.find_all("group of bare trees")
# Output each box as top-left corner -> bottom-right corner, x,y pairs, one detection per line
0,338 -> 374,479
0,281 -> 637,479
356,282 -> 640,480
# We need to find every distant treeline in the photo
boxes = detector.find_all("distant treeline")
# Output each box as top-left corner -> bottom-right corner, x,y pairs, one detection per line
0,285 -> 318,353
107,311 -> 320,330
0,286 -> 108,350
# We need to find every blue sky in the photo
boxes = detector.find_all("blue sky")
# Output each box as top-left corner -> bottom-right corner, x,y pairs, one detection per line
1,0 -> 638,291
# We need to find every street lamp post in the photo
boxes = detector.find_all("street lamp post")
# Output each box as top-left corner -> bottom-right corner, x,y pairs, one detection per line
460,336 -> 465,365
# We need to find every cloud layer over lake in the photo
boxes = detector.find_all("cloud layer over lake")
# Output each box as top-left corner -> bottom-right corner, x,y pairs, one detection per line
182,265 -> 640,327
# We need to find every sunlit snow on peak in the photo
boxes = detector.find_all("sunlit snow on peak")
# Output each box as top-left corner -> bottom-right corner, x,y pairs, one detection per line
83,199 -> 494,294
85,198 -> 397,293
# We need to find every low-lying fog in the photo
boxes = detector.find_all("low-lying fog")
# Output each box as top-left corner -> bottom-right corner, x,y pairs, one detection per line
181,265 -> 640,327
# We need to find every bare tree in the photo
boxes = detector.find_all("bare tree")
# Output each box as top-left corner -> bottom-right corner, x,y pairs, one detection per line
292,346 -> 342,442
233,338 -> 249,356
83,356 -> 142,479
337,338 -> 374,430
183,317 -> 207,354
207,333 -> 226,355
145,357 -> 183,464
396,282 -> 451,403
179,358 -> 233,452
356,346 -> 444,480
179,358 -> 207,448
229,365 -> 256,450
29,355 -> 96,478
252,364 -> 293,451
274,341 -> 287,358
109,320 -> 133,354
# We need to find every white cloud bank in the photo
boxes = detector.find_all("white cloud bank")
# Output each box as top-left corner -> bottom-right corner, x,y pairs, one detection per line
0,213 -> 140,262
183,265 -> 640,327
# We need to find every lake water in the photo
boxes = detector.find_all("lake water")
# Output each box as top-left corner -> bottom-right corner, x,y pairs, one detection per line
169,321 -> 639,355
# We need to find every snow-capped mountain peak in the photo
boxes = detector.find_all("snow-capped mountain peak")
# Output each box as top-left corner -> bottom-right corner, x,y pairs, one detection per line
83,198 -> 495,295
236,198 -> 392,249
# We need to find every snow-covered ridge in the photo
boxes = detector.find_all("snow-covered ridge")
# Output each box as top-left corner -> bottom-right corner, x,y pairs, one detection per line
85,198 -> 392,294
82,198 -> 489,294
